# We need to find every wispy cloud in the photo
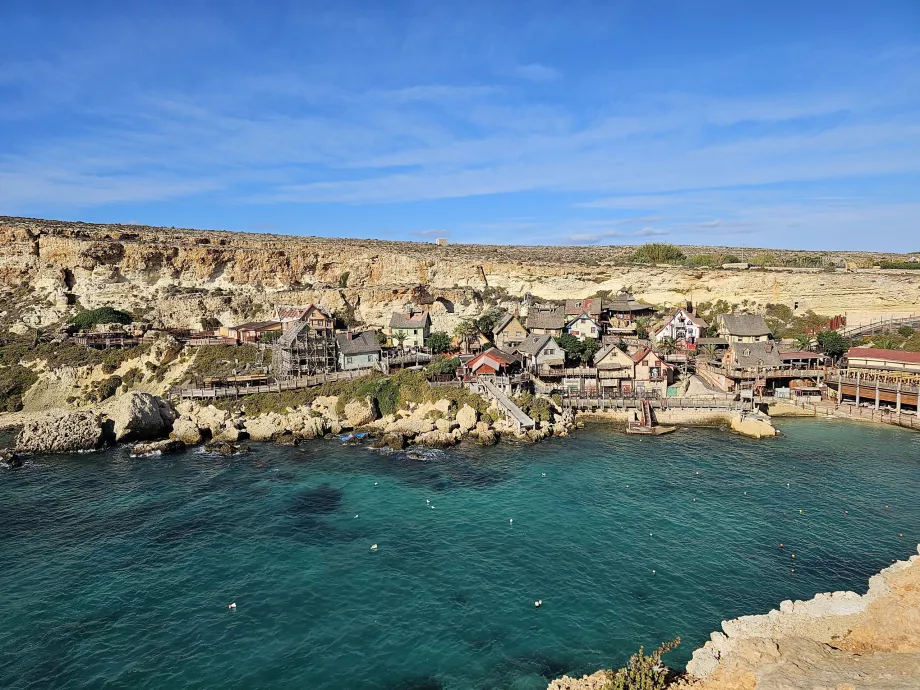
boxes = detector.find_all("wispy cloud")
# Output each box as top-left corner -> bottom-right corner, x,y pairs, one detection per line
510,63 -> 559,81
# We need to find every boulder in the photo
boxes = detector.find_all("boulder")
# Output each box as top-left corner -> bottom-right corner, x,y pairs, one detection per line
131,439 -> 186,456
104,392 -> 175,442
245,412 -> 287,442
373,432 -> 406,450
435,418 -> 453,433
293,415 -> 329,440
15,411 -> 105,453
171,417 -> 203,444
191,405 -> 232,436
386,418 -> 435,436
415,430 -> 457,448
0,448 -> 23,468
456,404 -> 478,432
343,397 -> 378,429
276,431 -> 299,446
477,429 -> 498,446
205,441 -> 250,456
212,424 -> 244,442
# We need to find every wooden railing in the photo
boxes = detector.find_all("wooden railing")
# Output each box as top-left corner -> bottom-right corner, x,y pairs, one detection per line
170,367 -> 375,399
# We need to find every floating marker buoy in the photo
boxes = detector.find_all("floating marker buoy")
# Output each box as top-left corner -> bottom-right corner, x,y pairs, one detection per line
354,514 -> 359,518
228,602 -> 236,610
780,543 -> 784,548
693,498 -> 696,502
431,505 -> 435,510
900,533 -> 903,537
542,473 -> 546,477
374,482 -> 378,486
744,491 -> 747,495
791,554 -> 795,559
426,499 -> 430,505
652,569 -> 656,574
370,544 -> 378,551
885,505 -> 889,509
509,518 -> 513,524
791,569 -> 795,573
535,600 -> 542,608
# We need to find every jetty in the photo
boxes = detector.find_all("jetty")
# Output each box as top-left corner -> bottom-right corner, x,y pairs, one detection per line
626,399 -> 676,435
478,378 -> 535,432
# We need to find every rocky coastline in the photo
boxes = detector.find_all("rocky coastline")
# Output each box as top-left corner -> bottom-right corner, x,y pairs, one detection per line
0,388 -> 578,459
548,545 -> 920,690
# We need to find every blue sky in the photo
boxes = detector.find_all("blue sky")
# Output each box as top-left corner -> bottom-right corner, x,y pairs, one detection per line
1,1 -> 919,250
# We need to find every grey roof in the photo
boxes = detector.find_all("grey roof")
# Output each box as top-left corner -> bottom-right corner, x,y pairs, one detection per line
607,291 -> 651,312
592,343 -> 631,368
697,337 -> 728,346
389,309 -> 431,330
526,305 -> 566,330
336,330 -> 381,356
719,313 -> 771,337
565,298 -> 602,316
730,341 -> 783,367
517,332 -> 554,357
492,313 -> 517,336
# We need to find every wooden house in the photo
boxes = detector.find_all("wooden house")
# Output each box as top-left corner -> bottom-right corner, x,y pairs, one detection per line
335,331 -> 382,371
518,333 -> 565,374
654,307 -> 708,348
565,312 -> 603,341
460,347 -> 520,378
275,305 -> 334,333
387,307 -> 431,349
220,320 -> 282,343
605,290 -> 655,334
564,298 -> 603,320
632,347 -> 673,396
592,344 -> 636,395
525,305 -> 566,337
492,313 -> 528,351
716,313 -> 772,344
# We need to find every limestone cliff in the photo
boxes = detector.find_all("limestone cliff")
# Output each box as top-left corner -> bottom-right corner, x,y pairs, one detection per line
2,216 -> 919,334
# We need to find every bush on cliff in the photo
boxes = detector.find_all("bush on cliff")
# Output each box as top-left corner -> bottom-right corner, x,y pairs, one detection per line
603,637 -> 680,690
67,307 -> 133,333
629,243 -> 685,265
0,364 -> 39,412
185,344 -> 261,381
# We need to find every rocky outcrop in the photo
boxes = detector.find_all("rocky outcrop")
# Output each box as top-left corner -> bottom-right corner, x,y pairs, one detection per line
343,396 -> 378,429
15,411 -> 105,453
170,417 -> 204,444
131,439 -> 185,456
103,392 -> 176,442
546,671 -> 612,690
729,411 -> 777,439
456,404 -> 478,432
677,546 -> 920,689
547,547 -> 920,690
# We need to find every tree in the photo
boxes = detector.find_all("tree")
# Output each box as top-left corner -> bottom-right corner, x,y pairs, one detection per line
635,317 -> 650,340
68,306 -> 133,333
580,337 -> 601,365
698,344 -> 718,361
657,337 -> 679,355
793,334 -> 812,351
453,320 -> 479,354
425,331 -> 451,354
606,637 -> 680,690
476,307 -> 506,337
872,334 -> 901,350
554,334 -> 601,365
393,331 -> 408,350
816,330 -> 848,359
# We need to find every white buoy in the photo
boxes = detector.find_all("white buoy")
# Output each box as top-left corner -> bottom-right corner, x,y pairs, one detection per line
426,499 -> 430,505
652,569 -> 656,574
374,482 -> 378,486
228,602 -> 237,610
354,514 -> 359,518
370,544 -> 378,551
509,518 -> 513,524
534,600 -> 542,608
430,505 -> 435,510
542,473 -> 546,477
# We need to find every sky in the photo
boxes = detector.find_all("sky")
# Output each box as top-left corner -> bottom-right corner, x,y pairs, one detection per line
1,1 -> 919,251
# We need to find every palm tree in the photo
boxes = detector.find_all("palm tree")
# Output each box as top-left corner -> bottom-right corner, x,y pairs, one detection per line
657,337 -> 679,356
793,334 -> 812,351
872,334 -> 900,350
453,320 -> 480,355
393,331 -> 408,351
698,343 -> 718,361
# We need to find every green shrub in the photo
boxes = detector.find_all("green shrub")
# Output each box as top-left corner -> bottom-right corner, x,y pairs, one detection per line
185,344 -> 260,381
0,364 -> 38,412
426,356 -> 460,376
68,307 -> 132,333
603,637 -> 680,690
629,243 -> 685,265
425,331 -> 452,354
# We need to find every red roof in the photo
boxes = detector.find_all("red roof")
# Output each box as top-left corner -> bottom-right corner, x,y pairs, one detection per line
847,348 -> 920,365
632,347 -> 653,362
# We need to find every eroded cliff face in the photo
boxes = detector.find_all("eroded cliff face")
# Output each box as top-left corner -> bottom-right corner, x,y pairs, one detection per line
675,545 -> 920,690
2,216 -> 919,332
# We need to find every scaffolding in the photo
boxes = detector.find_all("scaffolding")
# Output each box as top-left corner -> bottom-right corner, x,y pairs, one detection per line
271,322 -> 338,379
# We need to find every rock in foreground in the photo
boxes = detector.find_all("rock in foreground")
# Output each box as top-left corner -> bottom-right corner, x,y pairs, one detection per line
15,411 -> 105,453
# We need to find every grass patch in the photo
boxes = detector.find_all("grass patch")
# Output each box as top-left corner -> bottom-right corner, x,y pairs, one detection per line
0,364 -> 39,412
184,344 -> 261,381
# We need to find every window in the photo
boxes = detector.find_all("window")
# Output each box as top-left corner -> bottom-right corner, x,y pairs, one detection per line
545,348 -> 555,355
346,356 -> 352,364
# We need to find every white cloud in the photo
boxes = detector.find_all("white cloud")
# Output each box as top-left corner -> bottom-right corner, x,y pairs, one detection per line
510,63 -> 559,81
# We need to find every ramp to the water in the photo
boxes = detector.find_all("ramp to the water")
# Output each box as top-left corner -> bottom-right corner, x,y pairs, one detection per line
478,379 -> 535,431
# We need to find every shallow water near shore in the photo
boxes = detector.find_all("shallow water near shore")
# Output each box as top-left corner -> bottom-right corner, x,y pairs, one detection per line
2,419 -> 919,690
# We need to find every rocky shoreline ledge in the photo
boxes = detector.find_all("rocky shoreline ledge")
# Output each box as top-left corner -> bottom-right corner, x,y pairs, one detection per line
0,389 -> 578,458
549,545 -> 920,689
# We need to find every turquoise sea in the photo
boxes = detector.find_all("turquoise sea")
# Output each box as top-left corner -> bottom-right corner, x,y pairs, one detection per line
2,419 -> 919,690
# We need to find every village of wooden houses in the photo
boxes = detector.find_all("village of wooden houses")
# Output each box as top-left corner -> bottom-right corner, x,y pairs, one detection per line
70,290 -> 920,436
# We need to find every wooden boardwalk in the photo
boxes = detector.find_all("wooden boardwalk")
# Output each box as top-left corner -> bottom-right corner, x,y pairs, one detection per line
171,367 -> 375,400
479,379 -> 535,431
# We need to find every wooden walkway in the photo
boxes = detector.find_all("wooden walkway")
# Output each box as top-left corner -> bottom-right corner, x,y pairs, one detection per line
171,367 -> 374,400
479,379 -> 535,431
563,396 -> 747,411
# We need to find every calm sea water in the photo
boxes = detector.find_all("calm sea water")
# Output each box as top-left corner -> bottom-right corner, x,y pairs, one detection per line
1,419 -> 919,690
